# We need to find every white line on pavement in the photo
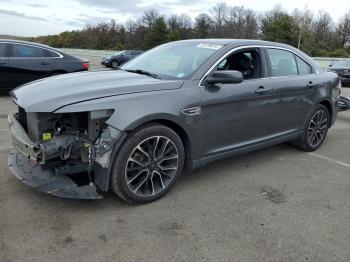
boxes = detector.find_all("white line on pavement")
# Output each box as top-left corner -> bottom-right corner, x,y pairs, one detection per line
309,152 -> 350,168
0,146 -> 13,151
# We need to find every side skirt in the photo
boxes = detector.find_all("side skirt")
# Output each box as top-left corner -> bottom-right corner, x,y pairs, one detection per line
192,131 -> 302,169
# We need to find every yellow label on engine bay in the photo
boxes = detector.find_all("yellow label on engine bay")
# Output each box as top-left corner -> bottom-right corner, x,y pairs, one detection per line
42,133 -> 52,141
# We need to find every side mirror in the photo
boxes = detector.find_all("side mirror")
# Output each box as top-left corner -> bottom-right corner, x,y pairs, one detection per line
329,64 -> 333,67
205,70 -> 244,85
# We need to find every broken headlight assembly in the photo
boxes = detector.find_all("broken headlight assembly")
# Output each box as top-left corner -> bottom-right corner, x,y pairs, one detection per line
12,108 -> 117,169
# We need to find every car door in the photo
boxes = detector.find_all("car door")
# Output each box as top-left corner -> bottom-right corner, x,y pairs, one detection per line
0,42 -> 10,91
199,47 -> 274,157
263,48 -> 317,135
8,43 -> 53,88
120,51 -> 132,63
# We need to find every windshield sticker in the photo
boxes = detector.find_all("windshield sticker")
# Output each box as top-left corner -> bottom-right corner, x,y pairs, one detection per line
196,43 -> 222,50
177,73 -> 185,78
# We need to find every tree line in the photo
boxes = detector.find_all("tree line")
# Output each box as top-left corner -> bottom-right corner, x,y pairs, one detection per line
26,3 -> 350,57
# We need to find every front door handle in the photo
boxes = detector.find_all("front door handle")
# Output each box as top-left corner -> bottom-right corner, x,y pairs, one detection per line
0,61 -> 6,65
255,86 -> 272,94
41,61 -> 49,66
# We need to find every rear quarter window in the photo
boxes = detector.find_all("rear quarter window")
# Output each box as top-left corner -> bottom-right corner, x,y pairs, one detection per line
44,49 -> 61,58
295,56 -> 312,75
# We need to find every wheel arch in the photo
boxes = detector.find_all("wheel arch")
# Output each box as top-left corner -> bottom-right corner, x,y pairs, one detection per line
124,117 -> 194,170
102,116 -> 194,192
318,99 -> 333,127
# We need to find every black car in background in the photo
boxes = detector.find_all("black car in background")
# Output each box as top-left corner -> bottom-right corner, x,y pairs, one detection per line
0,39 -> 89,93
101,50 -> 143,68
327,59 -> 350,86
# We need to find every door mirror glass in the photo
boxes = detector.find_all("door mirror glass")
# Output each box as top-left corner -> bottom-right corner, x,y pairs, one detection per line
205,70 -> 244,85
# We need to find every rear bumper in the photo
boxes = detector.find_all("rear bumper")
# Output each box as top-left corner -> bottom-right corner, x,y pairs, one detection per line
340,77 -> 350,85
8,150 -> 103,199
339,95 -> 350,112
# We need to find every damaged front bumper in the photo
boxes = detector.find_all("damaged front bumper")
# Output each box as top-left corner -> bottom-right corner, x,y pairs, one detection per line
8,151 -> 102,199
7,113 -> 124,200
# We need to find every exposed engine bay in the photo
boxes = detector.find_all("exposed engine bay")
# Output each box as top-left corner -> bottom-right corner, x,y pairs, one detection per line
8,107 -> 122,199
16,108 -> 113,164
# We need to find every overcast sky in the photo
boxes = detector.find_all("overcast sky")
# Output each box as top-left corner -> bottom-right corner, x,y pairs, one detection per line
0,0 -> 349,37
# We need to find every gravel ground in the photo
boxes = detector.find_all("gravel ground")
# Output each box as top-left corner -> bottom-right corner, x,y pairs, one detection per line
1,87 -> 350,262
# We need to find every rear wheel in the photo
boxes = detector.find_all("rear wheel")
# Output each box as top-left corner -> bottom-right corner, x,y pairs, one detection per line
292,104 -> 330,152
111,124 -> 185,204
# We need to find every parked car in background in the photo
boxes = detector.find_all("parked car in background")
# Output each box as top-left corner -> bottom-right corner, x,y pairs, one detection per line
8,39 -> 340,203
0,39 -> 89,93
327,59 -> 350,86
338,95 -> 350,111
101,50 -> 143,68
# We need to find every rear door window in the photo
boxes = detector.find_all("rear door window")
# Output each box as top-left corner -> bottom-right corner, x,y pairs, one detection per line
266,48 -> 298,77
11,44 -> 46,58
0,43 -> 8,57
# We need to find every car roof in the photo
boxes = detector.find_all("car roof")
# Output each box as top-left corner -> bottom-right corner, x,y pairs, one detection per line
176,38 -> 294,48
0,39 -> 52,48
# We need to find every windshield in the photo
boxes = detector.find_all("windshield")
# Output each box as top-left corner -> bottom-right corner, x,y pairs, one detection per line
333,60 -> 350,67
113,51 -> 122,56
120,42 -> 223,79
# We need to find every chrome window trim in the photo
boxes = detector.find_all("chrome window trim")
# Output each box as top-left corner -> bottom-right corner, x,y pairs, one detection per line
0,42 -> 63,59
199,45 -> 319,87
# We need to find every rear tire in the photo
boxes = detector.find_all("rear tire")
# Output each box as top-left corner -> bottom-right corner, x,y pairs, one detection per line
111,124 -> 185,204
292,104 -> 330,152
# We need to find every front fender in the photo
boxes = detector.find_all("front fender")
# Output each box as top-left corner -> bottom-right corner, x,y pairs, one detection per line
55,86 -> 202,160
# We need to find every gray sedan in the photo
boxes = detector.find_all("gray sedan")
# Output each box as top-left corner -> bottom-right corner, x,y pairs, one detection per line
8,39 -> 340,203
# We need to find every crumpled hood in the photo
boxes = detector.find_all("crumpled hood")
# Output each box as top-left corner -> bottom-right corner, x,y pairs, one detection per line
12,70 -> 184,112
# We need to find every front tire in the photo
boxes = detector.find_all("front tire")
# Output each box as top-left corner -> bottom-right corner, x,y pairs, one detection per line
111,61 -> 119,69
111,124 -> 185,204
292,104 -> 330,152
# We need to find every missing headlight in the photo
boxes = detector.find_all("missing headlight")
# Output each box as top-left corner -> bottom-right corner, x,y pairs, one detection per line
87,110 -> 114,142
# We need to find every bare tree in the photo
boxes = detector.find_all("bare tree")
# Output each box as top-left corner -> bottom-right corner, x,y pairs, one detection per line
167,14 -> 181,32
336,11 -> 350,48
194,13 -> 212,38
142,9 -> 159,28
312,11 -> 334,45
211,3 -> 228,37
244,9 -> 258,39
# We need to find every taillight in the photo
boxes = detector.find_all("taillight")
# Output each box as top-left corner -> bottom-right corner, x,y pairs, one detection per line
82,62 -> 90,70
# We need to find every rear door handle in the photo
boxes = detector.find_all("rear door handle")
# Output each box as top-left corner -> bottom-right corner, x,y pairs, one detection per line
41,61 -> 49,65
307,81 -> 317,88
255,86 -> 272,94
0,61 -> 6,65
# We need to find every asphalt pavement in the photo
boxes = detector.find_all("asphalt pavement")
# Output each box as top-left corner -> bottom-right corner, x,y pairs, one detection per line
1,89 -> 350,262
